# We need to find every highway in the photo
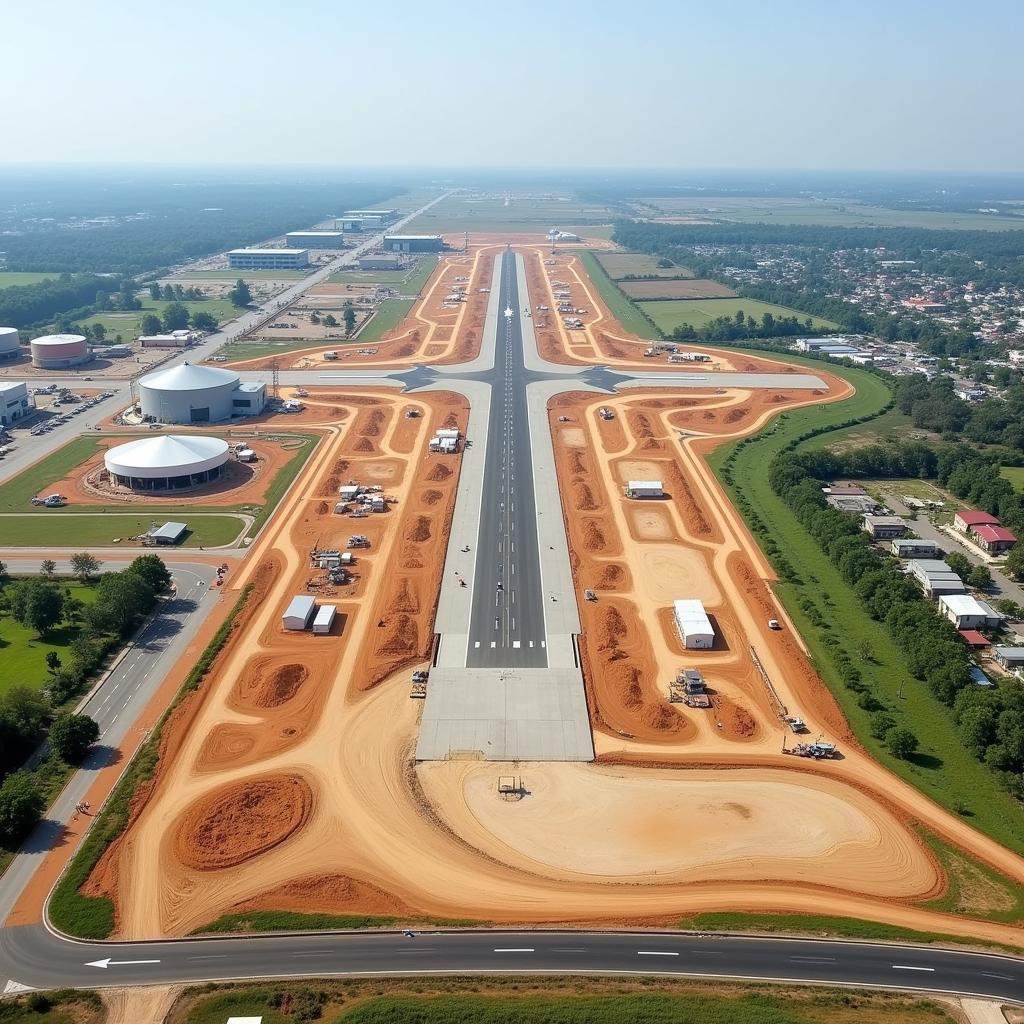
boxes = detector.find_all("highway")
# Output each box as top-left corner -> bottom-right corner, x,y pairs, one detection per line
1,926 -> 1023,1001
466,251 -> 547,667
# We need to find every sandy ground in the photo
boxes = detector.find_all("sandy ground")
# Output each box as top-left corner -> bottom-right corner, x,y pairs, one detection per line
42,436 -> 298,507
62,244 -> 1024,948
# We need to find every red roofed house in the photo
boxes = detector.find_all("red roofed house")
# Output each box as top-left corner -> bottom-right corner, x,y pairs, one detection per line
972,524 -> 1017,554
958,629 -> 989,647
953,509 -> 999,534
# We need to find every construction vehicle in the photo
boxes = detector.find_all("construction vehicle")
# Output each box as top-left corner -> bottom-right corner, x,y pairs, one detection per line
669,668 -> 711,708
783,715 -> 807,734
31,493 -> 67,508
768,618 -> 782,630
347,534 -> 370,548
599,407 -> 615,420
787,738 -> 838,759
584,589 -> 597,602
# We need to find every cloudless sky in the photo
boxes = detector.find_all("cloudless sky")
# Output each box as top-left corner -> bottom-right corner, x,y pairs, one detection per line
4,0 -> 1021,172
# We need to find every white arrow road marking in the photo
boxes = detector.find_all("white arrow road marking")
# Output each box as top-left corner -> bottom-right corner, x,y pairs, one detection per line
891,965 -> 935,972
85,958 -> 161,969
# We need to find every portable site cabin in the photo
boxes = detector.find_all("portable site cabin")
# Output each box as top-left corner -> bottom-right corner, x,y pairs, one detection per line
312,604 -> 337,635
338,484 -> 361,500
236,448 -> 256,463
626,480 -> 664,499
673,599 -> 715,650
282,595 -> 316,631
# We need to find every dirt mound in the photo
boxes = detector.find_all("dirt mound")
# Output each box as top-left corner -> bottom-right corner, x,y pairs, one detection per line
629,412 -> 656,438
316,500 -> 329,515
361,408 -> 387,437
597,606 -> 630,650
354,437 -> 375,452
640,703 -> 686,733
402,544 -> 424,569
568,450 -> 587,474
377,614 -> 418,657
574,481 -> 599,511
768,394 -> 791,404
606,663 -> 644,710
405,515 -> 432,542
421,488 -> 443,506
581,519 -> 607,552
702,411 -> 717,421
427,463 -> 453,482
250,663 -> 307,709
442,411 -> 460,429
389,577 -> 420,614
594,562 -> 629,590
174,774 -> 312,871
664,464 -> 713,537
721,700 -> 758,739
227,873 -> 411,919
640,437 -> 663,451
725,407 -> 750,423
392,339 -> 417,358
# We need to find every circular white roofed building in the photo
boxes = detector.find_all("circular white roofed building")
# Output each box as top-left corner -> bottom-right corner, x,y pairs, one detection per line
138,362 -> 256,424
30,333 -> 89,368
104,435 -> 230,491
0,327 -> 21,360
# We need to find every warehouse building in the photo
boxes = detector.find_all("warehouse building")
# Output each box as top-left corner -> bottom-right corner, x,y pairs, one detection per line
312,604 -> 337,635
891,538 -> 939,558
30,333 -> 90,368
285,231 -> 345,249
0,382 -> 33,426
673,599 -> 715,649
227,248 -> 310,270
994,646 -> 1024,673
862,514 -> 908,539
138,362 -> 265,424
625,480 -> 664,499
345,209 -> 397,225
383,234 -> 443,253
0,327 -> 21,360
282,595 -> 316,631
104,435 -> 230,491
147,521 -> 188,545
335,217 -> 363,230
938,594 -> 997,630
358,254 -> 402,271
908,558 -> 966,596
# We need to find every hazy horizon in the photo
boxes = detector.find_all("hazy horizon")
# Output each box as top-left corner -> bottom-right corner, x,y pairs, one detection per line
4,0 -> 1022,174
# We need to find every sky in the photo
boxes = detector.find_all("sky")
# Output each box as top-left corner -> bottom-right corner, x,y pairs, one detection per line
4,0 -> 1022,173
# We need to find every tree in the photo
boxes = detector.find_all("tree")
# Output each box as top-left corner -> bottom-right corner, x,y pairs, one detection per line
45,652 -> 61,676
140,313 -> 162,335
229,278 -> 252,307
0,773 -> 44,846
885,726 -> 919,760
190,310 -> 217,332
69,552 -> 102,583
86,571 -> 154,635
90,323 -> 106,342
149,283 -> 161,300
161,301 -> 190,332
343,300 -> 356,334
323,313 -> 337,327
1006,543 -> 1024,582
40,559 -> 56,578
944,551 -> 972,580
127,554 -> 171,593
8,579 -> 65,637
967,564 -> 992,589
49,713 -> 100,764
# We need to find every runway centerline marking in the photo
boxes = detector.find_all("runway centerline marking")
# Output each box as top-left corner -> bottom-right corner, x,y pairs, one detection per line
494,948 -> 535,953
891,965 -> 936,972
637,951 -> 679,957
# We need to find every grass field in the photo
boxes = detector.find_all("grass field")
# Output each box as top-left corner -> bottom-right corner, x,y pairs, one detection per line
619,278 -> 736,300
0,581 -> 99,694
0,989 -> 103,1024
403,192 -> 616,236
167,269 -> 311,281
706,354 -> 1024,856
1000,465 -> 1024,490
215,338 -> 330,363
356,298 -> 415,342
578,250 -> 657,339
327,255 -> 437,293
0,272 -> 61,288
638,297 -> 838,332
178,980 -> 957,1024
816,407 -> 923,450
71,295 -> 240,342
0,513 -> 244,547
638,195 -> 1024,231
595,252 -> 694,279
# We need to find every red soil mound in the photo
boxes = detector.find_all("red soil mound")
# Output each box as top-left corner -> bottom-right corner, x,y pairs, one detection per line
354,437 -> 375,452
316,500 -> 329,515
582,519 -> 607,552
241,663 -> 308,709
174,774 -> 312,871
389,577 -> 420,614
377,614 -> 418,657
629,412 -> 656,438
594,562 -> 629,590
574,481 -> 599,511
361,408 -> 387,437
427,463 -> 453,482
406,515 -> 432,542
640,703 -> 687,734
597,606 -> 630,650
568,450 -> 587,474
227,872 -> 411,920
725,407 -> 750,423
401,544 -> 424,569
421,488 -> 443,506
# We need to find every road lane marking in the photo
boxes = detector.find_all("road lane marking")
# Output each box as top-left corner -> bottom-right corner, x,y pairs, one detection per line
637,951 -> 679,957
494,948 -> 534,953
187,955 -> 227,961
891,965 -> 936,972
790,956 -> 837,963
981,972 -> 1014,980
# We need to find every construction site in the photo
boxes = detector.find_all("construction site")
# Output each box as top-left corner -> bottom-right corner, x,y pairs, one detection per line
20,232 -> 1024,957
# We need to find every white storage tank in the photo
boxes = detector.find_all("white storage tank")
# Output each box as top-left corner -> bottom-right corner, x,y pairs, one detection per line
30,333 -> 89,368
138,361 -> 240,424
104,435 -> 230,491
0,327 -> 21,360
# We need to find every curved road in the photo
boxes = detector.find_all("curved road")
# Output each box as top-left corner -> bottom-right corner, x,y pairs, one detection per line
1,925 -> 1023,1000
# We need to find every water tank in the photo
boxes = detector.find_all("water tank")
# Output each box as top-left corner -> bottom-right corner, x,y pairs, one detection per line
30,333 -> 89,368
0,327 -> 20,360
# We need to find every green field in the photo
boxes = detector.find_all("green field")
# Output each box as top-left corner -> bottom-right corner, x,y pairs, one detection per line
1000,465 -> 1024,490
215,338 -> 329,363
638,195 -> 1024,231
356,298 -> 415,342
167,269 -> 310,281
0,989 -> 103,1024
0,582 -> 99,694
71,295 -> 240,343
0,513 -> 244,547
706,353 -> 1024,856
0,272 -> 61,288
595,252 -> 694,279
638,298 -> 838,332
403,192 -> 616,235
578,250 -> 658,339
328,255 -> 437,293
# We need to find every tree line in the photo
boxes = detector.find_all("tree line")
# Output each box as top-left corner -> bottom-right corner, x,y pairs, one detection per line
0,555 -> 171,848
0,274 -> 121,330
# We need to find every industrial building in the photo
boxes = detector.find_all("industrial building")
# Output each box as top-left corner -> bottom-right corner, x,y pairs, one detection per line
282,595 -> 316,631
0,382 -> 33,426
285,231 -> 345,249
673,599 -> 715,650
147,521 -> 187,545
345,209 -> 397,225
138,334 -> 194,349
104,435 -> 230,491
938,594 -> 997,630
138,362 -> 266,424
908,559 -> 966,596
358,254 -> 402,271
994,646 -> 1024,672
30,334 -> 90,369
312,604 -> 337,635
891,538 -> 939,558
0,327 -> 21,360
862,514 -> 908,539
954,510 -> 998,533
227,248 -> 310,270
383,234 -> 443,253
625,480 -> 664,499
822,484 -> 877,514
335,217 -> 363,231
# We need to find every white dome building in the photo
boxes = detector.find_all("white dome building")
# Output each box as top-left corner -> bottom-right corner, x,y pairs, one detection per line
0,327 -> 21,360
137,361 -> 264,424
104,435 -> 231,491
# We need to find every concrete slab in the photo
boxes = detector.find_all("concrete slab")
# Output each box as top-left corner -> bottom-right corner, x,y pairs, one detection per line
416,666 -> 594,762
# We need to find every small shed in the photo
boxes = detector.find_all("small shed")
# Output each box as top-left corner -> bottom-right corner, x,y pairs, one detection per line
673,599 -> 715,650
282,595 -> 316,631
626,480 -> 664,499
312,604 -> 336,635
149,521 -> 187,545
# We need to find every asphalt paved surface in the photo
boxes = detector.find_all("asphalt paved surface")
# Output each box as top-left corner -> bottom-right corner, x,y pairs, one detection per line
466,252 -> 547,667
1,926 -> 1023,1000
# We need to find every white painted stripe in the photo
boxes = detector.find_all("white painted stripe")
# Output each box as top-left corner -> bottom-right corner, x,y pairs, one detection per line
891,965 -> 936,972
637,951 -> 679,957
513,640 -> 520,648
494,948 -> 534,953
